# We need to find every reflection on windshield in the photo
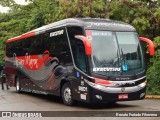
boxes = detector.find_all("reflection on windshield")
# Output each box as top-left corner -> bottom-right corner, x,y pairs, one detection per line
117,32 -> 143,72
88,30 -> 144,76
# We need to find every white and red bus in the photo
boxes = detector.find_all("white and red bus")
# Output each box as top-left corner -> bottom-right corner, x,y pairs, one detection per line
5,18 -> 154,105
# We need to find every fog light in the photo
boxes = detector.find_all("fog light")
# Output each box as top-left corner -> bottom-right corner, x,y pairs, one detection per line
95,95 -> 102,100
140,92 -> 145,98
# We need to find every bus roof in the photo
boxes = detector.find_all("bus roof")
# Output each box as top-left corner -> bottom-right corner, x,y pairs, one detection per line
6,18 -> 136,43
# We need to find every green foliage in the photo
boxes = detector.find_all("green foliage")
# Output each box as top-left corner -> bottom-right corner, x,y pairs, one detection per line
0,0 -> 15,7
56,0 -> 106,20
147,37 -> 160,95
0,0 -> 160,94
109,0 -> 160,38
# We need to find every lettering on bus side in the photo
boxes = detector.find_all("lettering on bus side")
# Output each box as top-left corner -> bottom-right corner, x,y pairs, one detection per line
13,53 -> 39,69
87,22 -> 134,30
50,30 -> 64,37
114,81 -> 136,86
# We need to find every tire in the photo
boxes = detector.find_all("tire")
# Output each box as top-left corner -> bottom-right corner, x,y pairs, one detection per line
62,83 -> 74,106
16,77 -> 21,93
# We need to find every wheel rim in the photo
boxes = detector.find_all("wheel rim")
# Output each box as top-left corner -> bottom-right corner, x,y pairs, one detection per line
16,79 -> 20,91
64,87 -> 71,102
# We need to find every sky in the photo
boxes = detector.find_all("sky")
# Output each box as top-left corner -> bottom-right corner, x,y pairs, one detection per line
14,0 -> 29,5
0,0 -> 29,13
0,5 -> 10,13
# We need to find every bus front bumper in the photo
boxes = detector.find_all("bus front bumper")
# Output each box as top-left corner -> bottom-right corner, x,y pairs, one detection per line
84,79 -> 146,103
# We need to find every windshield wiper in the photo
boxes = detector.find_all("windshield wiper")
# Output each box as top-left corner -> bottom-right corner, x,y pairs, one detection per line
117,49 -> 121,67
121,49 -> 126,65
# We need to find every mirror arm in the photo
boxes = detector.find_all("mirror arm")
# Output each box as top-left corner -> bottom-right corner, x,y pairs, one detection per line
75,35 -> 92,55
139,37 -> 155,56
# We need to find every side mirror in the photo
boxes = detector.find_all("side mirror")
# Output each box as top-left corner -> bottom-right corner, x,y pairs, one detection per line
75,35 -> 92,55
139,37 -> 155,56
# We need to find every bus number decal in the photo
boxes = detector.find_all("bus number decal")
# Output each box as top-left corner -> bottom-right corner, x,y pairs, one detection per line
78,86 -> 87,92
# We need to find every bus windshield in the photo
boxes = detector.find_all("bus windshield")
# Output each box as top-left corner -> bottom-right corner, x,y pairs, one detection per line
88,30 -> 144,76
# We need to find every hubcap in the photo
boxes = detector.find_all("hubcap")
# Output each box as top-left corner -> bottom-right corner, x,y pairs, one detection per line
64,87 -> 71,102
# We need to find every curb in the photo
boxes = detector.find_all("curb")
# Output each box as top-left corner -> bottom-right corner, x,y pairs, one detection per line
145,95 -> 160,99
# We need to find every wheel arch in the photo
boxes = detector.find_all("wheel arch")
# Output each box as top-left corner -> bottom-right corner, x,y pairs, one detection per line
14,75 -> 18,86
60,79 -> 70,96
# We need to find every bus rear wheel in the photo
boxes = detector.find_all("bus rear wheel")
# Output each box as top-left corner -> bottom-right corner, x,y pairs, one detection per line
16,77 -> 21,93
62,83 -> 74,106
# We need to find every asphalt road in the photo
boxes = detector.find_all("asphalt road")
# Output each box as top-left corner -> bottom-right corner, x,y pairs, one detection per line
0,87 -> 160,120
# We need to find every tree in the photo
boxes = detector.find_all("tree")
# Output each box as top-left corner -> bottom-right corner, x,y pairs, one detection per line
0,0 -> 15,7
56,0 -> 106,20
147,36 -> 160,94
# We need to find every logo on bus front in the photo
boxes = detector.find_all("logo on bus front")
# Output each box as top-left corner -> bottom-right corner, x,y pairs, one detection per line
122,65 -> 128,71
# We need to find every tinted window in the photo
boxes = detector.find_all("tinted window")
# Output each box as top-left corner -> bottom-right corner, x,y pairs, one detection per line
43,28 -> 72,65
28,35 -> 44,55
6,35 -> 44,57
76,41 -> 86,72
6,42 -> 14,57
6,28 -> 72,66
6,40 -> 24,57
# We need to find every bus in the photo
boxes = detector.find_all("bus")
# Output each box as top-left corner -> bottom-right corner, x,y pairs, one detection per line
5,18 -> 155,105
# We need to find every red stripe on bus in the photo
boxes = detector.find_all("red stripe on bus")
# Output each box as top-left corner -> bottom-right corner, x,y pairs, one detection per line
21,32 -> 36,39
94,77 -> 113,85
6,32 -> 36,43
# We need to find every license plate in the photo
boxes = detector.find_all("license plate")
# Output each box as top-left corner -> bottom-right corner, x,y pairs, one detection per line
118,94 -> 128,99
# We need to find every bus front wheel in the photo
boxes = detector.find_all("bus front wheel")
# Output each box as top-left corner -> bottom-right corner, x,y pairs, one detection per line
62,83 -> 74,106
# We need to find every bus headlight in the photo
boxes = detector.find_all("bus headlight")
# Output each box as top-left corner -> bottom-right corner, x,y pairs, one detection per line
95,84 -> 106,90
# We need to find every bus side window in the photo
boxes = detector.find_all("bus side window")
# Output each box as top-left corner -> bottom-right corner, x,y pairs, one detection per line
28,35 -> 44,55
76,41 -> 87,72
22,38 -> 31,55
43,29 -> 72,66
6,43 -> 13,57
